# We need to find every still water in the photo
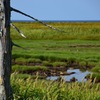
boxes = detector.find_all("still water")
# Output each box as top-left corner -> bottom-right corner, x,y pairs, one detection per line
47,69 -> 90,82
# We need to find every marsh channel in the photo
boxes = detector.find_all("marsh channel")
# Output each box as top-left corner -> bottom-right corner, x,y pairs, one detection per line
47,68 -> 90,82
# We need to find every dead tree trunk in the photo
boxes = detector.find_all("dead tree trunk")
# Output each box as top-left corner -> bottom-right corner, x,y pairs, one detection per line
0,0 -> 12,99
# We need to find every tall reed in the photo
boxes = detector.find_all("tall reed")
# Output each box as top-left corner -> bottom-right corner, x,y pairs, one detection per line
11,73 -> 100,100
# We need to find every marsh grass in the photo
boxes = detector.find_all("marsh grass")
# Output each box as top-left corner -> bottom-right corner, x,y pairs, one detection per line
12,39 -> 100,76
14,57 -> 42,65
11,22 -> 100,40
12,40 -> 100,63
91,65 -> 100,81
42,61 -> 52,66
52,62 -> 67,67
11,73 -> 45,80
12,65 -> 48,72
11,73 -> 100,100
92,67 -> 100,73
11,22 -> 100,99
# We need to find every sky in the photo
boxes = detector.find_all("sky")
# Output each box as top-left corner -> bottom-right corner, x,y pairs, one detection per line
11,0 -> 100,21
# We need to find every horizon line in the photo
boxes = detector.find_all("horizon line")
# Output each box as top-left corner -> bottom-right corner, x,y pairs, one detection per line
11,20 -> 100,22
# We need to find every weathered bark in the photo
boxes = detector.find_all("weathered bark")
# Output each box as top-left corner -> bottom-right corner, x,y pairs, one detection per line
0,0 -> 12,99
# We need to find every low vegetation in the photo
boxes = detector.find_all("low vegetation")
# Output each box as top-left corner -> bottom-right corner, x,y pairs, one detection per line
11,22 -> 100,99
11,22 -> 100,40
11,74 -> 100,100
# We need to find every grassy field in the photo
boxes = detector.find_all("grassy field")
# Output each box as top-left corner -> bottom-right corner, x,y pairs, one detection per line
12,39 -> 100,62
11,22 -> 100,99
11,22 -> 100,40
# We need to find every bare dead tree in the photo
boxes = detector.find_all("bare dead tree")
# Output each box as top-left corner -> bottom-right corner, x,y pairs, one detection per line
0,0 -> 13,99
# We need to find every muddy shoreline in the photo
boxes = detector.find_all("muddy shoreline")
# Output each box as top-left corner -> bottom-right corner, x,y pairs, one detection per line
12,60 -> 95,82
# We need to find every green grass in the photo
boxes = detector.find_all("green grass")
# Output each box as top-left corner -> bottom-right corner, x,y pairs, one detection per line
11,74 -> 100,100
11,73 -> 45,79
42,61 -> 52,66
10,22 -> 100,99
12,40 -> 100,66
12,65 -> 48,72
11,22 -> 100,40
92,73 -> 100,81
52,62 -> 67,67
14,57 -> 42,65
92,67 -> 100,73
91,65 -> 100,81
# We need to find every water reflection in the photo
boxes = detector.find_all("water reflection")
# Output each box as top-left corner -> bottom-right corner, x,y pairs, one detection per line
47,69 -> 90,82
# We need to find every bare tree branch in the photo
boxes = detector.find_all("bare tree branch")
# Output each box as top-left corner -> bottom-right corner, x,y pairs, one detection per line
11,41 -> 27,50
11,7 -> 65,32
10,22 -> 26,38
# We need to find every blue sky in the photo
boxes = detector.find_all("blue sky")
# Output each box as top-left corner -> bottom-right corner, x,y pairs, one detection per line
11,0 -> 100,21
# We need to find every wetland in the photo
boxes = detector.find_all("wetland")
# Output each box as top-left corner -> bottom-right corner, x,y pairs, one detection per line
11,22 -> 100,99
